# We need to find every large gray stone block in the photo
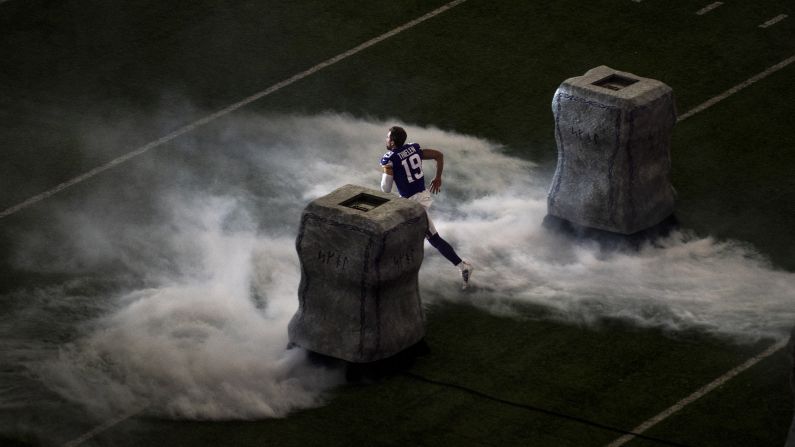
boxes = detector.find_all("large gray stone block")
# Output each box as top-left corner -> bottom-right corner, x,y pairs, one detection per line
287,184 -> 428,363
548,66 -> 677,234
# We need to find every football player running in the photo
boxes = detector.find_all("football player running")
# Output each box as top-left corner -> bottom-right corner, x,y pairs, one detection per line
379,126 -> 473,289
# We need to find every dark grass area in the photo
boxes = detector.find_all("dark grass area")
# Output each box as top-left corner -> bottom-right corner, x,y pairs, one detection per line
0,0 -> 453,210
672,63 -> 795,271
1,0 -> 794,446
71,302 -> 786,447
254,0 -> 795,162
637,348 -> 793,447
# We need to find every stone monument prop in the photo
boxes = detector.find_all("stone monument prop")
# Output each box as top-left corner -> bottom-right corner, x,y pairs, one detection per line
547,66 -> 677,235
288,184 -> 428,363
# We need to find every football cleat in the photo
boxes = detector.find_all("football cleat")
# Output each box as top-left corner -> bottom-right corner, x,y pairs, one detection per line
459,261 -> 474,290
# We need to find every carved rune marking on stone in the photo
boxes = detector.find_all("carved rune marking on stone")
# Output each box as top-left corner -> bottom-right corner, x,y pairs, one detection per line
318,249 -> 349,271
570,126 -> 600,145
392,249 -> 415,268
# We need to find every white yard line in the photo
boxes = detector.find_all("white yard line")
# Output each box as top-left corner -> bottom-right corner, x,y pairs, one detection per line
606,338 -> 788,447
55,2 -> 468,445
759,14 -> 788,28
4,50 -> 790,222
14,4 -> 790,445
696,2 -> 724,15
677,54 -> 795,122
0,0 -> 468,221
62,406 -> 147,447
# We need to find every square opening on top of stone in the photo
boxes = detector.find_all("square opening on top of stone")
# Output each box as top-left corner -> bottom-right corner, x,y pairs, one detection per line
593,74 -> 639,91
339,193 -> 389,212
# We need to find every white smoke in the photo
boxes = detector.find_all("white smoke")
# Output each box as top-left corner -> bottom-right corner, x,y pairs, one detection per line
35,194 -> 344,419
13,112 -> 794,421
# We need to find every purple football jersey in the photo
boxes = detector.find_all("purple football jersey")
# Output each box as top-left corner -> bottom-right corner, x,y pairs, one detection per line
380,143 -> 425,198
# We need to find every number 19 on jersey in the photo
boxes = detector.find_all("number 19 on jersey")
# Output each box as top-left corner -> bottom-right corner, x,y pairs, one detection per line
401,153 -> 424,183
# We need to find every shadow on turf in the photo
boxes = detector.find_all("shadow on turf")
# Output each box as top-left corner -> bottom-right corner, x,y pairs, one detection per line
0,437 -> 35,447
298,339 -> 431,384
542,213 -> 680,251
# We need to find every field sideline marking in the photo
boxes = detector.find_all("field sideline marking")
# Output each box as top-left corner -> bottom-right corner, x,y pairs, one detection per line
62,406 -> 147,447
3,52 -> 792,222
696,2 -> 723,16
0,0 -> 468,221
605,337 -> 788,447
760,14 -> 788,28
51,4 -> 468,446
677,54 -> 795,122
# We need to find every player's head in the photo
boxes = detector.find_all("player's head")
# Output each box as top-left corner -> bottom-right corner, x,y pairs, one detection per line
387,126 -> 407,149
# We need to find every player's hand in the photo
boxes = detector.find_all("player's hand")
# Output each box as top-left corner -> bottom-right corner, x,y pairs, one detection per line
429,177 -> 442,194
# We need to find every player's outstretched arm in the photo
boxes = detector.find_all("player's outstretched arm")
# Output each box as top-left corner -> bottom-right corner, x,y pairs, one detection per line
380,166 -> 394,193
422,148 -> 444,194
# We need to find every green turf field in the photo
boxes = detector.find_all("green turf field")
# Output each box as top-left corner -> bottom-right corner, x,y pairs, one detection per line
1,1 -> 794,446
